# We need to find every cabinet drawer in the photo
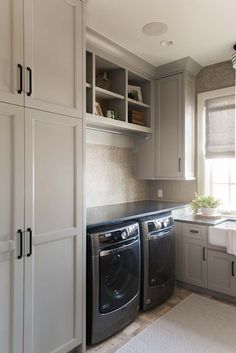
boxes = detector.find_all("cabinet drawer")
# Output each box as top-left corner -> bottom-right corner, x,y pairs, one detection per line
182,223 -> 207,241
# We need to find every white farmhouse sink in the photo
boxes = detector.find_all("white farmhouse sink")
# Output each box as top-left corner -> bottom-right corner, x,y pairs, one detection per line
208,221 -> 236,248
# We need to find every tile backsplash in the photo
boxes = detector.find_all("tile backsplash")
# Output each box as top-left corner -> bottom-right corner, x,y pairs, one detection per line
86,143 -> 148,208
148,180 -> 197,203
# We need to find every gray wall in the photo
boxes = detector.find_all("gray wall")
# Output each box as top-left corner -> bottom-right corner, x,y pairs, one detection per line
196,60 -> 235,93
148,60 -> 235,203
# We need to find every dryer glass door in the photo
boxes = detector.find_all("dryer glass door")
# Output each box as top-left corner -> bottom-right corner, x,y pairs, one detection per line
99,239 -> 140,313
148,228 -> 175,287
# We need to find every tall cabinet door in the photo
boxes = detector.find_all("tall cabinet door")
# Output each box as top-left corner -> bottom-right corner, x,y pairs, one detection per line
0,0 -> 24,106
24,0 -> 83,117
156,73 -> 183,179
0,103 -> 24,353
24,109 -> 83,353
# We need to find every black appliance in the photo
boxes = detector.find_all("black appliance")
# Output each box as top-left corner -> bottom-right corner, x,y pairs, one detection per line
87,222 -> 140,344
139,212 -> 175,311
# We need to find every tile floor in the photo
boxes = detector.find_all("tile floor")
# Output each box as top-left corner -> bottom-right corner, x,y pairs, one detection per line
86,287 -> 191,353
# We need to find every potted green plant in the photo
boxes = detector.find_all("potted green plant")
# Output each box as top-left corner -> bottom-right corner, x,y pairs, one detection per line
190,193 -> 222,215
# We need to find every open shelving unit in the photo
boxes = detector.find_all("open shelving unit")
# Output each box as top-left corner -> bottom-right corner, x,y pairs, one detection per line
85,50 -> 152,135
127,71 -> 151,128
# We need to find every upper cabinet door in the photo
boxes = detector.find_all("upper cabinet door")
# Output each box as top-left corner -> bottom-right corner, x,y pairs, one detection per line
24,0 -> 84,117
24,109 -> 83,353
0,102 -> 24,353
156,73 -> 183,179
0,0 -> 24,106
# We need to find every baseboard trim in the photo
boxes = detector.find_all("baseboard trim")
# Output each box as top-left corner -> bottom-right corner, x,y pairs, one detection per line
177,280 -> 236,304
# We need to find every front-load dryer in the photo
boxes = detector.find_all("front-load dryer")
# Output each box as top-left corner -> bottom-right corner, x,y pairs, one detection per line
87,222 -> 140,344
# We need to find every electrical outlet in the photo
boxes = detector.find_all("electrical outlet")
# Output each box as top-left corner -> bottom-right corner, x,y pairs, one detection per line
157,189 -> 163,198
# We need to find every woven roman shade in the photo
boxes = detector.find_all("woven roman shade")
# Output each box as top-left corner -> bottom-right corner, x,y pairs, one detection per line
205,94 -> 235,159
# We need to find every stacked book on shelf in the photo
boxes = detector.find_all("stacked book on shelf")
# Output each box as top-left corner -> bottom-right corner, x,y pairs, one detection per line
128,110 -> 145,126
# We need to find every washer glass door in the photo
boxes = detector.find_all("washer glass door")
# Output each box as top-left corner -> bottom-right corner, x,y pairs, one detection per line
99,239 -> 140,313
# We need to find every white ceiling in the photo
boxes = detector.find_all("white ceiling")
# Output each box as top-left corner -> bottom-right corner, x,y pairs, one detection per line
86,0 -> 236,67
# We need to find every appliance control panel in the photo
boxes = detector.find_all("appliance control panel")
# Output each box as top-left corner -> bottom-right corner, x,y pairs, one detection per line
98,223 -> 139,246
148,216 -> 174,233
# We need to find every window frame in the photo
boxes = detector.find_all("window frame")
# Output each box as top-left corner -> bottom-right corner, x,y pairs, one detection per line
197,86 -> 235,196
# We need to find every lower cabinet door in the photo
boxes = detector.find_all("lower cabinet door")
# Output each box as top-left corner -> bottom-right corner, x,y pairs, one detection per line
183,237 -> 207,288
208,250 -> 232,296
230,255 -> 236,296
175,222 -> 183,281
0,102 -> 24,353
23,108 -> 83,353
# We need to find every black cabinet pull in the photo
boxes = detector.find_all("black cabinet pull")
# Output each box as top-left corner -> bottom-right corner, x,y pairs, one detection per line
190,229 -> 199,234
232,261 -> 235,277
17,64 -> 23,94
26,228 -> 32,257
27,67 -> 32,96
203,247 -> 206,261
178,158 -> 181,173
17,229 -> 23,259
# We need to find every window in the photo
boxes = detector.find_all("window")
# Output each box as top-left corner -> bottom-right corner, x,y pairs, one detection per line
198,86 -> 236,212
205,159 -> 236,210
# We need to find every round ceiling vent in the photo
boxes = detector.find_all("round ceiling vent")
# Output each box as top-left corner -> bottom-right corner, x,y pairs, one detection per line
142,22 -> 168,36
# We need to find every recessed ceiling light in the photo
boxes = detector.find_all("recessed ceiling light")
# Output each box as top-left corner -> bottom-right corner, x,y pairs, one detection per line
142,22 -> 168,36
160,40 -> 175,47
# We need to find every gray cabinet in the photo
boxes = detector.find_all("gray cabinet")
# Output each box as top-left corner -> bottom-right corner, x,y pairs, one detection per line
136,58 -> 200,180
0,1 -> 85,352
175,221 -> 208,286
182,223 -> 207,288
175,221 -> 183,281
0,0 -> 24,107
0,0 -> 84,118
156,73 -> 183,179
208,250 -> 236,296
183,237 -> 207,288
24,0 -> 84,117
155,72 -> 195,180
176,220 -> 236,298
231,255 -> 236,296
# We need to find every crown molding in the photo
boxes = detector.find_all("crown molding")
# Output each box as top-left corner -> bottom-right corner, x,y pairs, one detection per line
86,27 -> 156,78
86,28 -> 202,79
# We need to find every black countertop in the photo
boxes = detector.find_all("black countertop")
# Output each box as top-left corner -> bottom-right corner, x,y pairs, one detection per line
87,200 -> 186,228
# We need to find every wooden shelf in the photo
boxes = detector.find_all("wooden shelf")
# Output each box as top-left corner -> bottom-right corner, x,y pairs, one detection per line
127,98 -> 150,109
86,114 -> 152,136
95,86 -> 124,100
